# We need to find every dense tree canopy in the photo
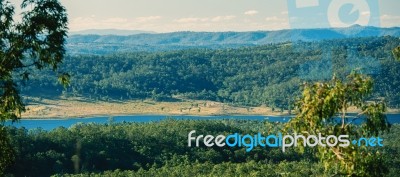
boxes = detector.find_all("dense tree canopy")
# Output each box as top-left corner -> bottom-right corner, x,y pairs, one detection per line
21,36 -> 400,110
2,120 -> 399,176
0,0 -> 68,174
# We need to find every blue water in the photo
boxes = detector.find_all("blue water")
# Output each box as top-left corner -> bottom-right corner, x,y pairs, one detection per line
4,114 -> 400,131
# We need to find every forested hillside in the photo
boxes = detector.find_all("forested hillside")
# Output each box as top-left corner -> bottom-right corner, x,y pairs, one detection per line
20,36 -> 400,109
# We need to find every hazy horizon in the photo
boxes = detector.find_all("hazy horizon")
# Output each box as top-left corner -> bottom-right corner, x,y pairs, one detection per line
10,0 -> 400,33
68,24 -> 400,35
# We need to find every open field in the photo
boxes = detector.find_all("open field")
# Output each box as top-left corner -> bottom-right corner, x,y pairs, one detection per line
21,97 -> 400,119
21,97 -> 289,119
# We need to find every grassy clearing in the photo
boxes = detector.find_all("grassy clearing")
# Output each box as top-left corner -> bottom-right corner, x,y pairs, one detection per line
21,97 -> 399,119
21,97 -> 289,119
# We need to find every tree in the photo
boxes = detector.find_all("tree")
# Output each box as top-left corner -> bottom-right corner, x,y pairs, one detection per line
286,72 -> 390,176
0,0 -> 68,174
393,46 -> 400,61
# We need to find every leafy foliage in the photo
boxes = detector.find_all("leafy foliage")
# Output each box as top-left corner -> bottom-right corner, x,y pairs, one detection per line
286,72 -> 390,176
0,127 -> 14,176
53,160 -> 323,177
393,46 -> 400,61
0,0 -> 68,174
0,0 -> 68,121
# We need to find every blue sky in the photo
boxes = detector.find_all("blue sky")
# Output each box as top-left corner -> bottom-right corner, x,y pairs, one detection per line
10,0 -> 400,32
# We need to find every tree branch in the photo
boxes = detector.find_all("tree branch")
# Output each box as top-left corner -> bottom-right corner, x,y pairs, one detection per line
344,110 -> 368,128
341,101 -> 346,129
331,147 -> 344,161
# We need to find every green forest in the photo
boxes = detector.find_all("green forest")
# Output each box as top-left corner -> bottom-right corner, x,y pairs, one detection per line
20,36 -> 400,110
2,120 -> 400,176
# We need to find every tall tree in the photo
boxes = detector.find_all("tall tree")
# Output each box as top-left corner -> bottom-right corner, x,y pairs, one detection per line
286,72 -> 390,176
0,0 -> 68,174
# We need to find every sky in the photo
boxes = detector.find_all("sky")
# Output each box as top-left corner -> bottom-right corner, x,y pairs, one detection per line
9,0 -> 400,33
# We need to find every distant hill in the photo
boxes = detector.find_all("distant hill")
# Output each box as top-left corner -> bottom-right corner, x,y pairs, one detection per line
66,26 -> 400,55
23,36 -> 400,108
69,29 -> 155,36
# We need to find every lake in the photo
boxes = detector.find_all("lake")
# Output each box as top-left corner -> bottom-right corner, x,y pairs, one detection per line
4,114 -> 400,130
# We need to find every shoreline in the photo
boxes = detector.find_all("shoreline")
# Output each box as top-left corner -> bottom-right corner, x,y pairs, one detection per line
21,111 -> 294,120
20,97 -> 400,120
20,111 -> 400,120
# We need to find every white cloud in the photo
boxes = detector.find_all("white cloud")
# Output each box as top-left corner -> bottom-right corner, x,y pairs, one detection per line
380,14 -> 400,27
211,15 -> 236,22
381,14 -> 400,20
244,10 -> 259,16
166,14 -> 290,32
168,14 -> 291,32
69,15 -> 165,31
136,16 -> 162,23
174,16 -> 235,23
103,18 -> 128,23
69,13 -> 290,33
174,17 -> 208,23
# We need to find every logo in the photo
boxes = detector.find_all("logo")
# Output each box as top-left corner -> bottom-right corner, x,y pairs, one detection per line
286,0 -> 382,80
287,0 -> 380,29
188,130 -> 383,152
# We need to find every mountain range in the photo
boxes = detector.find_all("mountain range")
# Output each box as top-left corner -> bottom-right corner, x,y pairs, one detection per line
66,25 -> 400,55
